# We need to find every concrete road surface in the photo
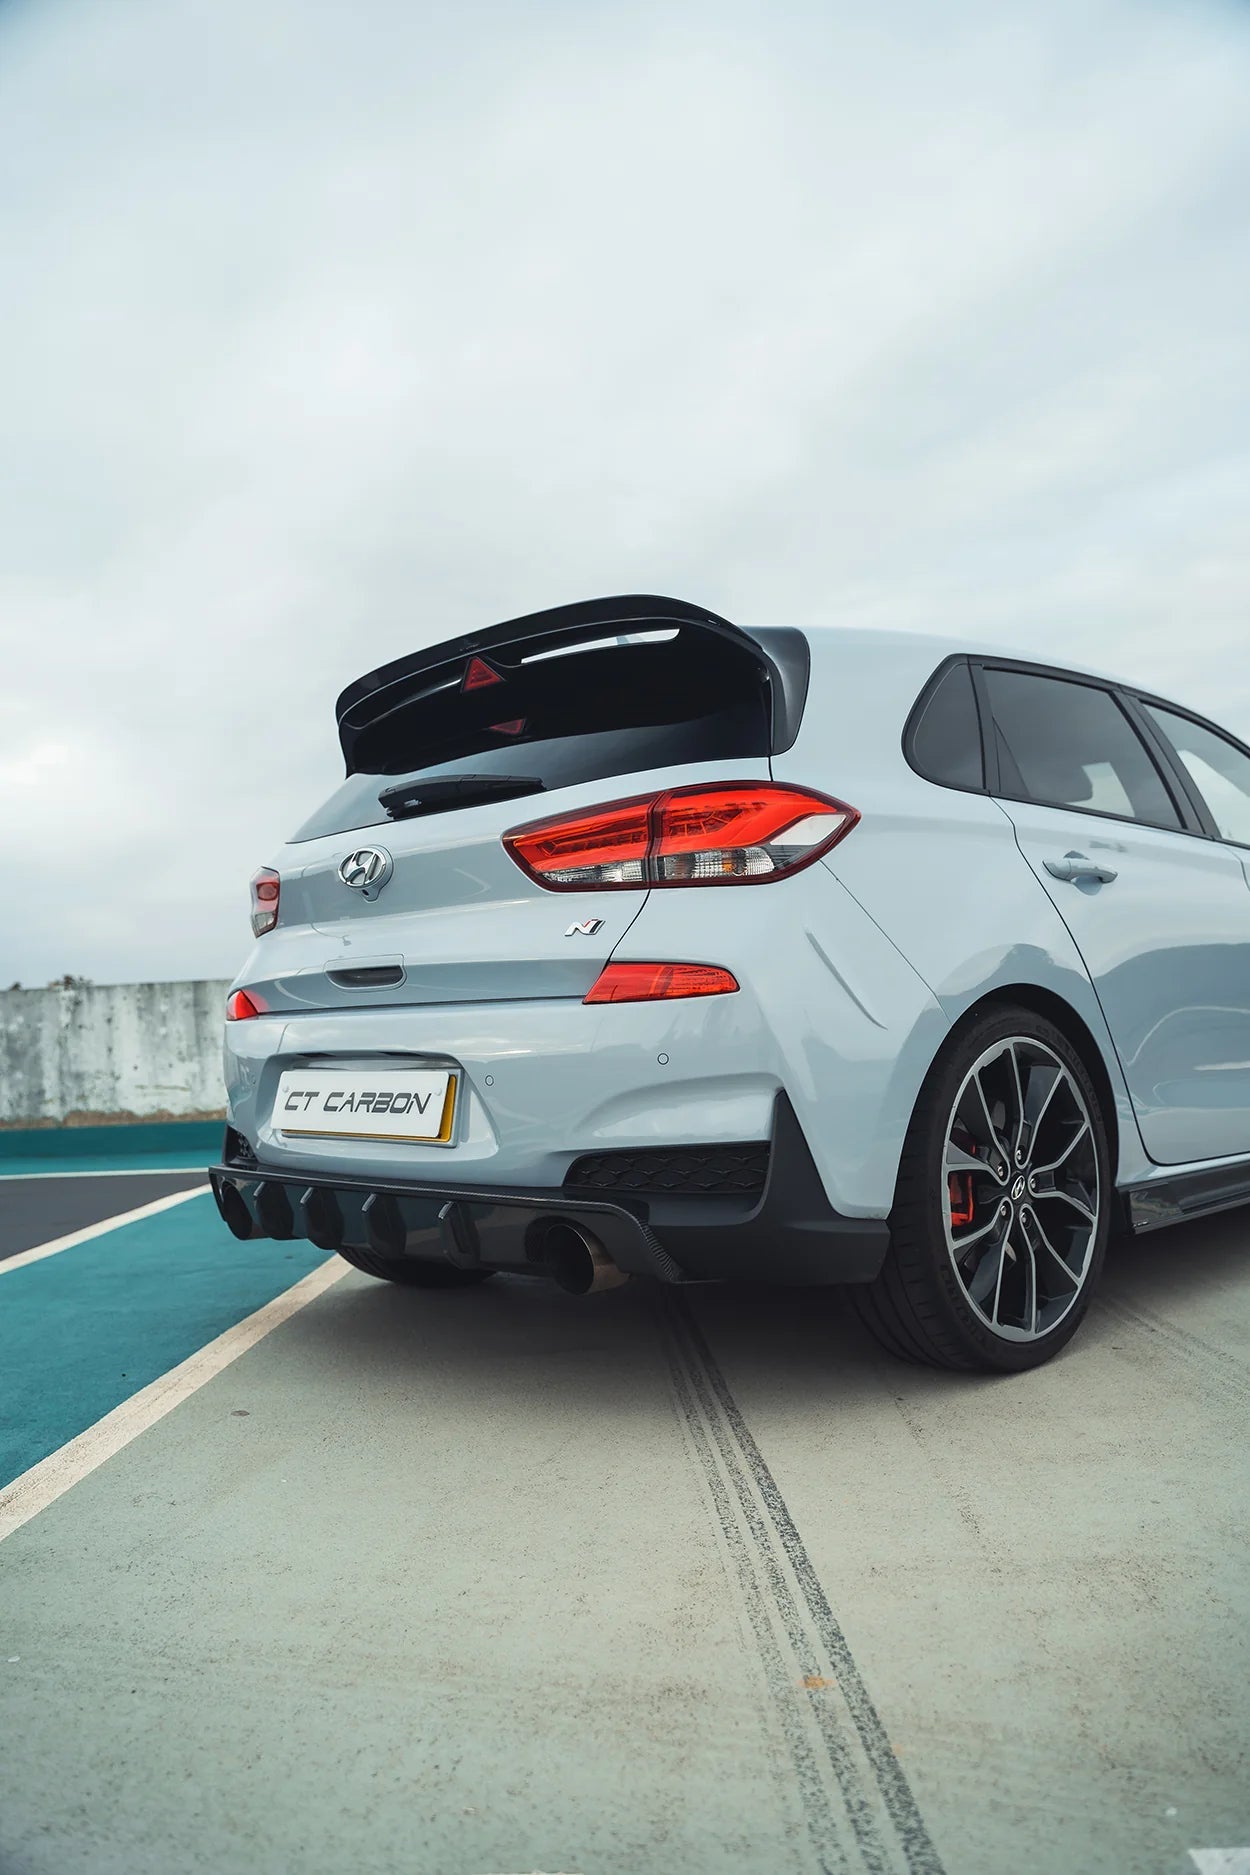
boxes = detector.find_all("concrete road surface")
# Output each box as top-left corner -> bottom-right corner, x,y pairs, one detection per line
1,1176 -> 1248,1875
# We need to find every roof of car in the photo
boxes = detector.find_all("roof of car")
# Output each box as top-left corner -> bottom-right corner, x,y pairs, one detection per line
791,620 -> 1126,691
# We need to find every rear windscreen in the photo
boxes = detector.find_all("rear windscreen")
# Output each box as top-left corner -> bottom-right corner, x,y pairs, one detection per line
292,630 -> 771,842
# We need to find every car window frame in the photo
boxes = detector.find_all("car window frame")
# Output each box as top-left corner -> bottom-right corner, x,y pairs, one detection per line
1124,690 -> 1250,852
966,657 -> 1206,838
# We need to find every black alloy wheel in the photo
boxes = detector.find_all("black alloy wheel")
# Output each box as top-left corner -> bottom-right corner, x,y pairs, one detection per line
853,1006 -> 1111,1372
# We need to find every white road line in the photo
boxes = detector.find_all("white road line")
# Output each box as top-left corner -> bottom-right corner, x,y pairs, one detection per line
0,1256 -> 349,1544
1190,1851 -> 1250,1874
0,1185 -> 210,1275
0,1166 -> 208,1182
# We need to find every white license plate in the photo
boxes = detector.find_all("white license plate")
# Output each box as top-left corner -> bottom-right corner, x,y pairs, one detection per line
274,1068 -> 457,1144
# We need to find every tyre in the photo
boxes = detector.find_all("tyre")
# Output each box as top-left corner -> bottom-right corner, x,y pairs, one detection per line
854,1005 -> 1111,1372
335,1243 -> 496,1288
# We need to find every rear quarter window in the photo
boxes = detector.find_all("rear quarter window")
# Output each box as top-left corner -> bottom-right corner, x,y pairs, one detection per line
906,659 -> 985,790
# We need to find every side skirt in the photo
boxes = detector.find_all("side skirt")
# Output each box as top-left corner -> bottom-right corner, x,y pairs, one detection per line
1123,1162 -> 1250,1234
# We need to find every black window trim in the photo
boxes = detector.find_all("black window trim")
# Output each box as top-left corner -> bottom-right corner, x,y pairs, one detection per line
1123,689 -> 1250,852
901,654 -> 991,796
959,655 -> 1210,839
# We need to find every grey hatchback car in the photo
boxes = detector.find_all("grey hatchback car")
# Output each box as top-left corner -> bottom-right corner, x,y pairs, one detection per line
210,594 -> 1250,1372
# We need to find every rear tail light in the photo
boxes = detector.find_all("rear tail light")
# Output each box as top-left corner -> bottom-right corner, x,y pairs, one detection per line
504,784 -> 857,890
583,962 -> 739,1004
226,988 -> 265,1021
250,867 -> 280,936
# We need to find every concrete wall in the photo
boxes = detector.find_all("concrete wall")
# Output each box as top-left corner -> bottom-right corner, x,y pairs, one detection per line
0,980 -> 232,1125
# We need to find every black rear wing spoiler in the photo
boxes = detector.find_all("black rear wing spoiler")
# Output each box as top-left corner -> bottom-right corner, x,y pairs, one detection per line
334,593 -> 809,775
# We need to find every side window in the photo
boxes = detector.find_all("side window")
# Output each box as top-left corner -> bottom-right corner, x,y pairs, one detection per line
982,668 -> 1182,830
908,660 -> 984,789
1144,705 -> 1250,847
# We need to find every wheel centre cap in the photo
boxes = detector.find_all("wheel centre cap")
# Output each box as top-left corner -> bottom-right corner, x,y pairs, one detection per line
1011,1174 -> 1027,1202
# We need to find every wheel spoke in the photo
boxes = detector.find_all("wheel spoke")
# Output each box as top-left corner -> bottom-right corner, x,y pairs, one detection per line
1039,1187 -> 1096,1225
1007,1044 -> 1027,1157
966,1225 -> 1008,1310
945,1140 -> 987,1178
950,1209 -> 1006,1252
972,1072 -> 1004,1160
1033,1119 -> 1090,1176
1031,1211 -> 1082,1289
989,1226 -> 1012,1325
1025,1065 -> 1063,1148
1018,1236 -> 1039,1336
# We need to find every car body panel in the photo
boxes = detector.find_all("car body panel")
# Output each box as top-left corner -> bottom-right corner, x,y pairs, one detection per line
773,656 -> 1153,1185
242,756 -> 770,1014
225,853 -> 945,1218
994,801 -> 1250,1164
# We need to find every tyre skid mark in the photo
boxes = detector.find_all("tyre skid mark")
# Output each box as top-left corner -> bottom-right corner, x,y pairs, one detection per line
1094,1294 -> 1250,1404
663,1319 -> 854,1875
659,1291 -> 946,1875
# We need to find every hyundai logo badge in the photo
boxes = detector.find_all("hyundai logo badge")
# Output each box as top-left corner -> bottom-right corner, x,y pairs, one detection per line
338,847 -> 393,900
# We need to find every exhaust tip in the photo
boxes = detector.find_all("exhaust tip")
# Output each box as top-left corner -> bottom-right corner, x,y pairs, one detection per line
217,1181 -> 259,1241
542,1221 -> 628,1296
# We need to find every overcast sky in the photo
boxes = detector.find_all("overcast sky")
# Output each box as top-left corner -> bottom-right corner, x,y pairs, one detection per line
2,0 -> 1249,986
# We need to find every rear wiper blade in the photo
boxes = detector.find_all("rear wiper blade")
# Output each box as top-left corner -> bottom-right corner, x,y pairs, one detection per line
378,774 -> 547,821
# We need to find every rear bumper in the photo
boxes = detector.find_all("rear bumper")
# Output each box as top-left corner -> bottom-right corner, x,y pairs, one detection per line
209,1094 -> 889,1286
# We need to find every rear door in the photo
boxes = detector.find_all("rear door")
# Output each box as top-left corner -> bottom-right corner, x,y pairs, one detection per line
257,603 -> 788,1012
977,662 -> 1250,1166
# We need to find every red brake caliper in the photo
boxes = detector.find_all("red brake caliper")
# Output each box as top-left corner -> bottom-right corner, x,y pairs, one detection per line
948,1171 -> 975,1228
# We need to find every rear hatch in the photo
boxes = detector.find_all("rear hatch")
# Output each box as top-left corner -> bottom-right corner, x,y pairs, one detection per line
249,596 -> 808,1013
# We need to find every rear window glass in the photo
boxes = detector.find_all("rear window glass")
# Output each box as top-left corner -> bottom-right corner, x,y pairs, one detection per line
293,633 -> 770,842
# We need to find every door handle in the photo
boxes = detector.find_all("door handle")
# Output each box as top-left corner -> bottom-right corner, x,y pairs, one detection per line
1044,851 -> 1119,885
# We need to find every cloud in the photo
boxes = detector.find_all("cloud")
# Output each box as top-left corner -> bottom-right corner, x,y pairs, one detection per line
1,0 -> 1248,982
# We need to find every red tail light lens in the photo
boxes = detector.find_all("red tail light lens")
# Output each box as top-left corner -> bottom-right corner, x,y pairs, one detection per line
504,784 -> 857,890
226,988 -> 265,1021
508,800 -> 653,886
250,868 -> 280,936
583,962 -> 739,1004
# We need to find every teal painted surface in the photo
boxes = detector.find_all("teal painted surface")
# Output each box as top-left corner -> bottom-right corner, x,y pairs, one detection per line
0,1193 -> 328,1488
0,1152 -> 211,1179
0,1121 -> 221,1163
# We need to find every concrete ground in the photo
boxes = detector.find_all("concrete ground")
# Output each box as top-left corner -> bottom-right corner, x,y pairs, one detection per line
1,1162 -> 1248,1875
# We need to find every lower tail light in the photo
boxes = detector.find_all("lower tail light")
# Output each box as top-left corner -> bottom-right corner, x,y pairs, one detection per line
583,962 -> 739,1004
226,989 -> 266,1021
250,867 -> 280,936
504,783 -> 857,890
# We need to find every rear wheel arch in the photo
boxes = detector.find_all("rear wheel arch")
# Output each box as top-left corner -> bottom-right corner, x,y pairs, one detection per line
940,985 -> 1120,1182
